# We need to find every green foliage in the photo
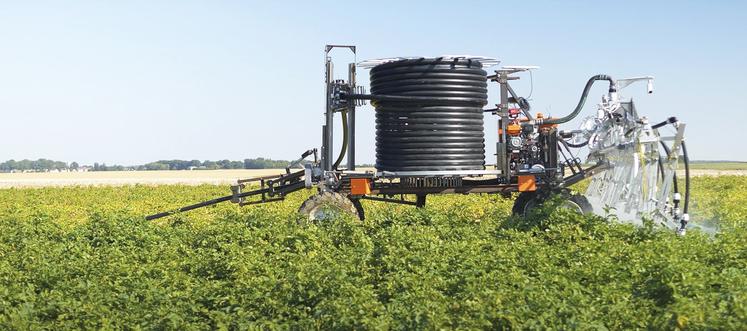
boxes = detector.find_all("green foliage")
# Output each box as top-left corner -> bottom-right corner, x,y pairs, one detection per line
143,158 -> 291,171
242,158 -> 292,170
0,177 -> 745,329
0,157 -> 297,172
0,159 -> 69,172
92,163 -> 128,171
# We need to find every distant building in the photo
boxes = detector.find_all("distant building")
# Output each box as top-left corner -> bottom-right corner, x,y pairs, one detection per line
76,166 -> 92,172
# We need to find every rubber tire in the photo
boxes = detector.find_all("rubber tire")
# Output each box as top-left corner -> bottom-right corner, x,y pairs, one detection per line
512,191 -> 592,216
566,194 -> 593,214
298,192 -> 364,221
512,192 -> 538,216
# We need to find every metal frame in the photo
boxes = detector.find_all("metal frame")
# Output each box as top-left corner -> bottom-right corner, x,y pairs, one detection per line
147,45 -> 689,235
147,46 -> 598,219
322,45 -> 357,171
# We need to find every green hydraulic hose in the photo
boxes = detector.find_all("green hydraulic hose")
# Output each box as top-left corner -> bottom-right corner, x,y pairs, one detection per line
543,75 -> 616,125
333,110 -> 348,169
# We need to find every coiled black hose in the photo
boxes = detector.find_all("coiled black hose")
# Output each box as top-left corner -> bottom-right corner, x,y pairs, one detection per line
370,58 -> 488,171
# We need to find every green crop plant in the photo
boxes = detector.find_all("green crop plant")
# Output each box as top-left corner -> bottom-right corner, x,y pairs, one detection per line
0,176 -> 745,329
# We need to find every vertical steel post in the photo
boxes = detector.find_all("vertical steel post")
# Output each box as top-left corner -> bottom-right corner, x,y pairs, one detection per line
323,53 -> 334,171
498,72 -> 509,180
346,63 -> 356,170
322,45 -> 356,171
321,124 -> 327,169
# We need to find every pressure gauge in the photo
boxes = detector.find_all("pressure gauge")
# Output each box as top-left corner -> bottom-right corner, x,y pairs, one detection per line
509,136 -> 522,148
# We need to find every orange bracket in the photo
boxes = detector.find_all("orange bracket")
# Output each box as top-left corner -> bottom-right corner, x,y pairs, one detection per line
518,175 -> 537,192
350,178 -> 371,195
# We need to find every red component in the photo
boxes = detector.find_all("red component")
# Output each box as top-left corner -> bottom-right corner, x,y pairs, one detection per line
508,108 -> 521,118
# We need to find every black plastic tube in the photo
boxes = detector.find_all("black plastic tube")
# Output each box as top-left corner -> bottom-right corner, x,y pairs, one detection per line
333,111 -> 348,169
681,141 -> 690,214
543,75 -> 616,125
369,58 -> 488,171
652,117 -> 678,130
659,141 -> 680,200
565,139 -> 589,148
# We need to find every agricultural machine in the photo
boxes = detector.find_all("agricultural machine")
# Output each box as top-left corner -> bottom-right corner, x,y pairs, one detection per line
147,45 -> 691,234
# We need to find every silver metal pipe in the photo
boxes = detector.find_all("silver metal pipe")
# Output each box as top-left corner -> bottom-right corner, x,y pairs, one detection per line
346,63 -> 356,170
323,54 -> 334,170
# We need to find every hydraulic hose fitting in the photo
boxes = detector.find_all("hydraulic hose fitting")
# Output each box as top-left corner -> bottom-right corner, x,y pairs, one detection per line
678,213 -> 690,236
544,74 -> 616,125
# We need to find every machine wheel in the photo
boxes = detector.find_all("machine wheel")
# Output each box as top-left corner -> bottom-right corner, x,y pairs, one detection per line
512,191 -> 592,216
562,194 -> 593,215
512,192 -> 538,216
298,192 -> 364,222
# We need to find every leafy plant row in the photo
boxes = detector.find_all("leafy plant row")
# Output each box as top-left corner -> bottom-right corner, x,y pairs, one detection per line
0,176 -> 745,329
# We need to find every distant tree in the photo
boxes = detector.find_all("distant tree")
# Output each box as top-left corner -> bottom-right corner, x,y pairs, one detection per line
17,159 -> 31,170
243,157 -> 288,169
144,162 -> 169,171
229,161 -> 243,169
0,158 -> 74,172
0,157 -> 296,172
203,161 -> 218,170
0,159 -> 15,172
53,161 -> 67,170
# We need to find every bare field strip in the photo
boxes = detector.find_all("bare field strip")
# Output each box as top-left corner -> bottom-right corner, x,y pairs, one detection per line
0,168 -> 742,188
0,169 -> 288,188
688,169 -> 747,177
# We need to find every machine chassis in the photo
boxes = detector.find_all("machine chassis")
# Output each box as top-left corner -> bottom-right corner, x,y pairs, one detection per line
147,44 -> 689,234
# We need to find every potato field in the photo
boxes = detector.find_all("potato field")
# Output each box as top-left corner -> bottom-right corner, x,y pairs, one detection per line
0,176 -> 745,329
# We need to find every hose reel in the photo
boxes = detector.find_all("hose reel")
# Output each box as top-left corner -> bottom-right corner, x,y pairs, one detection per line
369,58 -> 489,172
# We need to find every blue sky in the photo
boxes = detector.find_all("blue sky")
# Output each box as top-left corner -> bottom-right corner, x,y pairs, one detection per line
0,1 -> 745,165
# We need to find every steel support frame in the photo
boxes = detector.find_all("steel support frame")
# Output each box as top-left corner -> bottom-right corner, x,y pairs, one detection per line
346,63 -> 356,170
322,45 -> 357,171
497,72 -> 509,181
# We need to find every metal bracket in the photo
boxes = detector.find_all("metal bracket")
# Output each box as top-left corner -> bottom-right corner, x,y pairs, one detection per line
330,81 -> 352,111
325,45 -> 356,54
376,169 -> 503,178
360,195 -> 418,206
230,184 -> 245,203
323,44 -> 359,172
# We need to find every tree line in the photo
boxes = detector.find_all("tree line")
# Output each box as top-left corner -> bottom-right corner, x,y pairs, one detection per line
0,158 -> 294,172
0,159 -> 71,172
141,158 -> 290,171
